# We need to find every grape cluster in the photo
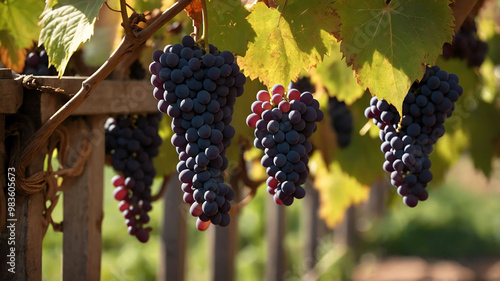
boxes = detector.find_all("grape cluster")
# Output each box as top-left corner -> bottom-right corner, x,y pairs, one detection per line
105,114 -> 163,242
129,59 -> 146,80
328,97 -> 353,148
23,47 -> 56,76
247,84 -> 324,205
289,76 -> 314,93
442,20 -> 488,67
365,65 -> 463,207
149,35 -> 245,231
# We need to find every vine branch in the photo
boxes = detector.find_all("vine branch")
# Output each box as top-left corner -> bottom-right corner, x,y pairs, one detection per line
19,0 -> 193,174
229,137 -> 265,215
152,174 -> 171,202
120,0 -> 133,39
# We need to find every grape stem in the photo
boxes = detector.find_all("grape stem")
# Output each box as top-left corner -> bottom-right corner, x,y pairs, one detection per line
229,137 -> 265,215
151,174 -> 171,202
200,0 -> 210,54
18,0 -> 194,174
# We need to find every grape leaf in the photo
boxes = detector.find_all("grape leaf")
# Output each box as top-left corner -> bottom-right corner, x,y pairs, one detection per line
0,31 -> 26,72
334,0 -> 454,114
0,0 -> 44,64
184,0 -> 201,31
429,128 -> 468,184
312,153 -> 370,229
239,1 -> 339,88
310,41 -> 365,105
463,100 -> 500,177
128,0 -> 162,13
39,0 -> 106,76
153,116 -> 178,178
225,77 -> 264,167
207,0 -> 255,56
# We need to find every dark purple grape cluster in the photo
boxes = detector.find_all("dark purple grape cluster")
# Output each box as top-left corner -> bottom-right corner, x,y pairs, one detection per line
442,20 -> 488,67
23,47 -> 56,75
365,65 -> 463,207
105,114 -> 163,242
129,59 -> 146,80
149,35 -> 245,231
247,84 -> 323,206
328,97 -> 353,148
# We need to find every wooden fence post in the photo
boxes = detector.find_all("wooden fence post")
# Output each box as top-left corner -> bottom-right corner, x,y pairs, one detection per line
61,116 -> 105,281
0,86 -> 46,281
209,176 -> 241,281
266,197 -> 286,281
303,180 -> 320,277
158,173 -> 187,281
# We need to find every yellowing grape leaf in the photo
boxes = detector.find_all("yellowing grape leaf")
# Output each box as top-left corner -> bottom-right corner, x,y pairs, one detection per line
0,0 -> 44,66
153,116 -> 178,178
311,41 -> 365,105
239,1 -> 339,87
0,31 -> 26,72
334,93 -> 386,185
184,0 -> 202,28
39,0 -> 105,76
225,77 -> 264,166
311,153 -> 370,229
334,0 -> 454,114
207,0 -> 255,56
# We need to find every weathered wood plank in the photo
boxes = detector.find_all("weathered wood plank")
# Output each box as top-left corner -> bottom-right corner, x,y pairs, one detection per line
158,174 -> 187,281
0,78 -> 23,114
0,68 -> 13,79
266,197 -> 286,281
210,211 -> 239,281
0,76 -> 156,116
0,128 -> 45,281
0,86 -> 46,281
303,180 -> 319,273
38,78 -> 157,120
61,116 -> 105,281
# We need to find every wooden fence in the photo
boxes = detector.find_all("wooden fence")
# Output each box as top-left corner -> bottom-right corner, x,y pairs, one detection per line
0,68 -> 356,281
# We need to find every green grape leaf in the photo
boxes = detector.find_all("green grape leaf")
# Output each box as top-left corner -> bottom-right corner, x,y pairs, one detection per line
0,0 -> 44,61
39,0 -> 105,76
310,41 -> 365,105
312,153 -> 370,229
224,77 -> 265,167
153,116 -> 178,177
429,128 -> 468,184
311,92 -> 386,186
239,1 -> 339,88
463,100 -> 500,177
207,0 -> 255,56
334,0 -> 454,114
128,0 -> 162,13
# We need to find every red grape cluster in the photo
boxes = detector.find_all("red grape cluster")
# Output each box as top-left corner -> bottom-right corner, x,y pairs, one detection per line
105,114 -> 162,242
247,84 -> 323,205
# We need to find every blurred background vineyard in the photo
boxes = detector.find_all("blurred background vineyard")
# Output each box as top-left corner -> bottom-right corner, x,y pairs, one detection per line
2,0 -> 500,280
